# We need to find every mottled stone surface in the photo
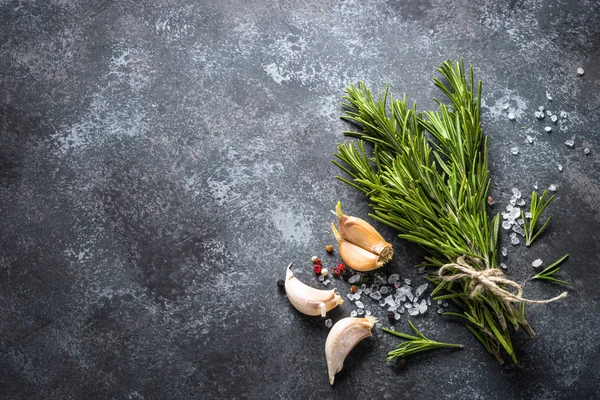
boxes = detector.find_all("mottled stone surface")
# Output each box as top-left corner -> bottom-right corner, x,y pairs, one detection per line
1,0 -> 599,399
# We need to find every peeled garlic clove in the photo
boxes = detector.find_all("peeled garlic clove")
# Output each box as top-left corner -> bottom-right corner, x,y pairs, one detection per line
325,316 -> 377,385
284,263 -> 343,317
335,201 -> 393,261
331,223 -> 385,271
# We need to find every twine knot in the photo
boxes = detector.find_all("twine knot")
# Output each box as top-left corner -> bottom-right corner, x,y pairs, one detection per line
438,256 -> 567,304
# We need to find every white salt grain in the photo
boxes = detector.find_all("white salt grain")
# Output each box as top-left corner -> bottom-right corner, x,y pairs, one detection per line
544,126 -> 552,133
415,283 -> 428,298
565,140 -> 574,148
584,148 -> 590,155
577,67 -> 584,76
325,319 -> 333,328
511,147 -> 519,155
527,135 -> 534,144
548,184 -> 557,192
508,112 -> 516,121
551,115 -> 558,123
532,259 -> 543,268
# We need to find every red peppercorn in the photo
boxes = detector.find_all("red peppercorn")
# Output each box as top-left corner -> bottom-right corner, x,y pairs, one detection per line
313,264 -> 322,274
314,258 -> 322,265
337,263 -> 346,272
332,267 -> 341,278
350,285 -> 358,293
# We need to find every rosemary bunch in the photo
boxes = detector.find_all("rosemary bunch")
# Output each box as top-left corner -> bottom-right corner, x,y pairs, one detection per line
332,60 -> 562,364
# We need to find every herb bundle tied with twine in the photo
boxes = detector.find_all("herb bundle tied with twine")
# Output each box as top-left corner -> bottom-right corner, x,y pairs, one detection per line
332,60 -> 567,364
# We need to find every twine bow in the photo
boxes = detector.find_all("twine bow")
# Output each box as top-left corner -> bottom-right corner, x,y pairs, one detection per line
439,256 -> 567,304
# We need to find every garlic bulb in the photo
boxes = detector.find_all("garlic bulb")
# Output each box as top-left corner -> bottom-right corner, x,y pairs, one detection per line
331,202 -> 393,271
325,316 -> 377,385
284,263 -> 343,317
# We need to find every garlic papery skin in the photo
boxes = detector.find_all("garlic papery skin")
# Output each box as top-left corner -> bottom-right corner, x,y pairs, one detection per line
325,316 -> 377,385
335,201 -> 393,261
331,223 -> 385,271
284,263 -> 343,317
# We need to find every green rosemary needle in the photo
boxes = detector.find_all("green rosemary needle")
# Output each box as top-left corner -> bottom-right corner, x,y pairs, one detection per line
532,254 -> 572,286
522,190 -> 555,247
383,320 -> 463,362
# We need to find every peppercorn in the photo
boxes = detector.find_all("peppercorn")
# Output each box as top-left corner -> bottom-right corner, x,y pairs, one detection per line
314,257 -> 322,265
387,310 -> 395,321
321,268 -> 329,277
325,244 -> 334,253
350,285 -> 358,293
332,267 -> 341,278
337,263 -> 346,272
313,264 -> 322,275
277,279 -> 285,288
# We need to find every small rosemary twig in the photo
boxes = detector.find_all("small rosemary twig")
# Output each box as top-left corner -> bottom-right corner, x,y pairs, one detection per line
383,320 -> 463,362
522,190 -> 555,247
532,254 -> 572,286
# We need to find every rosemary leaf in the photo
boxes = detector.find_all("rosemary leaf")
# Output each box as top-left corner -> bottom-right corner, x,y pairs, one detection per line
533,254 -> 573,286
383,321 -> 463,362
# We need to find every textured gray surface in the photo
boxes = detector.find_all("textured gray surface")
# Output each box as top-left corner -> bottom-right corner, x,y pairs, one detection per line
1,0 -> 599,399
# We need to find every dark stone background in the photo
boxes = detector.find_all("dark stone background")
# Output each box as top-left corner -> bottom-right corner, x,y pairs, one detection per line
1,0 -> 599,399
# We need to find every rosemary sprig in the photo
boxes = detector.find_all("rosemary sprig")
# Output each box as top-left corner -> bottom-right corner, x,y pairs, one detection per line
532,254 -> 572,286
522,190 -> 555,246
332,60 -> 557,365
383,320 -> 463,362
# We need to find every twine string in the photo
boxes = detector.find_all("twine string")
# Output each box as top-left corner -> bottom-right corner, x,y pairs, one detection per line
439,257 -> 567,304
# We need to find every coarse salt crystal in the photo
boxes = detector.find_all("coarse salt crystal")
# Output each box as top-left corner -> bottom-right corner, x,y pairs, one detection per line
551,115 -> 558,123
501,247 -> 508,257
532,259 -> 543,268
500,263 -> 508,269
355,301 -> 364,309
325,319 -> 333,328
508,112 -> 516,121
546,91 -> 553,101
577,67 -> 584,76
558,164 -> 563,172
565,140 -> 574,148
511,147 -> 519,155
548,184 -> 557,192
544,126 -> 552,133
527,135 -> 534,143
584,148 -> 590,155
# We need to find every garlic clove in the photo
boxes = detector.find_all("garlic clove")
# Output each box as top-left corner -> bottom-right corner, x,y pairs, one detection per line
284,263 -> 343,317
325,316 -> 377,385
335,201 -> 393,261
331,223 -> 385,271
